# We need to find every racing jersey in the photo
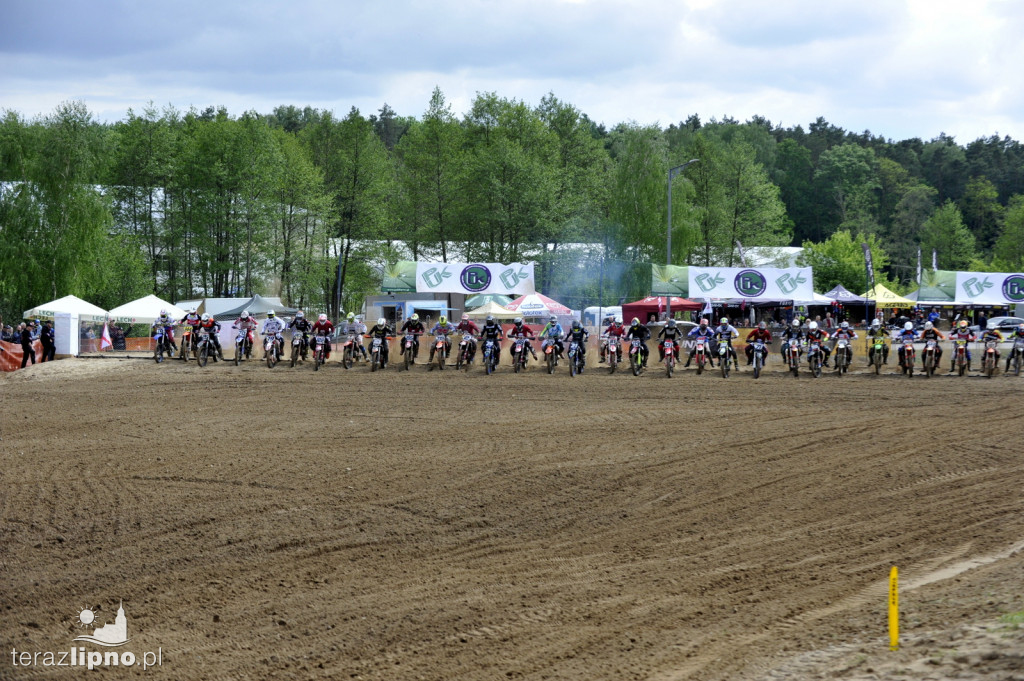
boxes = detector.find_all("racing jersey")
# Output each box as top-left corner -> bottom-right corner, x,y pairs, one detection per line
539,322 -> 564,339
981,329 -> 1004,343
604,323 -> 626,338
713,324 -> 739,342
830,327 -> 857,340
180,313 -> 201,328
456,319 -> 480,336
401,320 -> 425,335
262,317 -> 284,336
895,329 -> 918,343
288,317 -> 313,333
430,322 -> 457,337
745,328 -> 772,343
948,328 -> 975,343
806,329 -> 830,344
780,327 -> 804,343
688,325 -> 714,341
311,320 -> 334,337
199,318 -> 221,334
365,323 -> 392,339
921,328 -> 945,342
564,326 -> 589,343
625,323 -> 650,341
509,324 -> 535,339
233,316 -> 257,332
480,322 -> 504,340
659,325 -> 686,341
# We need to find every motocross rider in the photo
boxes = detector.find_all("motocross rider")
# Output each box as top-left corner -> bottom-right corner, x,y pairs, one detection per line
198,313 -> 224,360
1006,323 -> 1024,372
338,312 -> 363,362
713,317 -> 740,368
478,315 -> 504,364
287,310 -> 313,361
152,308 -> 178,356
428,315 -> 458,363
508,317 -> 538,361
563,320 -> 590,368
400,314 -> 426,361
261,311 -> 285,358
979,326 -> 1005,368
685,318 -> 716,368
828,321 -> 857,368
779,318 -> 804,364
895,321 -> 918,369
920,321 -> 945,367
624,317 -> 651,368
310,313 -> 334,359
657,319 -> 686,362
539,315 -> 565,363
455,315 -> 480,363
948,319 -> 976,372
231,310 -> 258,359
867,318 -> 891,366
179,307 -> 202,357
744,321 -> 772,366
353,315 -> 369,361
599,316 -> 625,363
364,317 -> 393,368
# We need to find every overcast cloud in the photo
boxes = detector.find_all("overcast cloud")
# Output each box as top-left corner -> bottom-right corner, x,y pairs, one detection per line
2,0 -> 1022,142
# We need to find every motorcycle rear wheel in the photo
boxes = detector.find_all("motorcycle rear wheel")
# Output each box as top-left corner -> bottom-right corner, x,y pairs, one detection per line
198,344 -> 208,368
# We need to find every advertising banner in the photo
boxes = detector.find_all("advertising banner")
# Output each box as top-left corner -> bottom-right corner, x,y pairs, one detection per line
651,264 -> 689,296
954,271 -> 1024,305
687,267 -> 814,301
414,262 -> 535,295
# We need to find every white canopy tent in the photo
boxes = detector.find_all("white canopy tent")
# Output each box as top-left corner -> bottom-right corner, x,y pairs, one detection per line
23,294 -> 107,322
107,295 -> 186,323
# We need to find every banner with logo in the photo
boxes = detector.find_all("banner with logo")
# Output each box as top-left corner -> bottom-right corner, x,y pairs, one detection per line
954,271 -> 1024,305
688,267 -> 814,300
412,262 -> 535,295
651,264 -> 689,296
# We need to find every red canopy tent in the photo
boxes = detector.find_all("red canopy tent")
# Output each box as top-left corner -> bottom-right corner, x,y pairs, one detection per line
621,296 -> 702,323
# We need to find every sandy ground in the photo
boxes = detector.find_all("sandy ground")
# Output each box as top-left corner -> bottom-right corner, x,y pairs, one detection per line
1,354 -> 1022,680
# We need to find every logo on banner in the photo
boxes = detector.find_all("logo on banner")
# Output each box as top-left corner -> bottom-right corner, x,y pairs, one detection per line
420,266 -> 452,289
962,276 -> 994,298
734,270 -> 767,297
460,264 -> 492,292
1002,275 -> 1024,302
775,271 -> 808,295
499,266 -> 530,290
694,271 -> 725,293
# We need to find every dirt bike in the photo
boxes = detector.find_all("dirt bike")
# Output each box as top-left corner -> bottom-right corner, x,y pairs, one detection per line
567,340 -> 584,377
922,339 -> 938,378
833,339 -> 851,375
481,338 -> 500,375
870,337 -> 887,375
952,339 -> 969,376
981,339 -> 999,378
750,340 -> 766,379
431,333 -> 449,371
785,340 -> 801,377
899,340 -> 915,377
693,338 -> 710,375
179,324 -> 194,361
455,334 -> 475,371
1011,339 -> 1024,376
628,339 -> 644,376
368,336 -> 387,372
402,333 -> 419,371
663,339 -> 676,378
195,329 -> 214,367
233,328 -> 253,366
264,334 -> 282,369
341,332 -> 360,370
718,340 -> 733,378
605,336 -> 620,374
542,338 -> 559,374
153,326 -> 173,364
311,332 -> 328,371
511,336 -> 529,373
290,331 -> 307,368
807,341 -> 824,378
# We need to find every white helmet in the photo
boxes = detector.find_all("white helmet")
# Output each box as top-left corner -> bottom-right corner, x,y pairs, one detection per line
924,321 -> 933,330
377,317 -> 385,326
615,317 -> 623,324
871,318 -> 881,327
318,313 -> 327,322
160,308 -> 167,316
295,310 -> 304,319
904,321 -> 914,331
809,321 -> 818,330
189,307 -> 197,314
841,321 -> 849,329
200,313 -> 210,322
241,310 -> 250,319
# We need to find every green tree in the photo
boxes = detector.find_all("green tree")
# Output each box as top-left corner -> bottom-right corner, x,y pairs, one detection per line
959,176 -> 1003,252
991,195 -> 1024,270
814,143 -> 880,227
919,200 -> 976,270
885,185 -> 936,281
800,229 -> 889,293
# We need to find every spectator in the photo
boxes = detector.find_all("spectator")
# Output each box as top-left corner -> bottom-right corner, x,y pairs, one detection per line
976,311 -> 988,331
824,312 -> 835,329
20,322 -> 36,368
1,325 -> 13,342
40,320 -> 56,362
111,322 -> 126,351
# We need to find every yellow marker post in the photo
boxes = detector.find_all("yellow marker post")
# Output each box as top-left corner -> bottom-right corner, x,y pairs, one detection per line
888,566 -> 899,651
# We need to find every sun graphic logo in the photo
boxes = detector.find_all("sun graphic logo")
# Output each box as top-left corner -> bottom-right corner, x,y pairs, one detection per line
73,600 -> 130,646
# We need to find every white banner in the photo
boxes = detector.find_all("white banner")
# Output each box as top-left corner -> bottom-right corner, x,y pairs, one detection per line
415,262 -> 535,295
688,267 -> 814,300
955,271 -> 1024,305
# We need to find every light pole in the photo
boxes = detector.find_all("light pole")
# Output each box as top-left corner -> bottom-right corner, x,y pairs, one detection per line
666,159 -> 699,320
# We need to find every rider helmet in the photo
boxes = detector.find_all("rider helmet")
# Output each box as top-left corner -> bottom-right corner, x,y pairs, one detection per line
550,316 -> 557,324
699,318 -> 708,327
758,321 -> 766,330
924,321 -> 933,330
201,313 -> 210,322
790,318 -> 799,326
572,320 -> 581,329
241,311 -> 250,320
1019,323 -> 1024,332
347,312 -> 355,321
720,317 -> 729,325
667,319 -> 676,328
615,316 -> 623,324
295,310 -> 304,319
809,321 -> 818,330
631,317 -> 640,326
411,313 -> 419,322
440,315 -> 447,325
189,307 -> 197,314
514,317 -> 523,325
959,319 -> 968,329
486,315 -> 495,323
267,310 -> 276,318
841,321 -> 849,329
160,308 -> 167,316
904,321 -> 914,331
318,313 -> 327,322
872,318 -> 881,327
377,317 -> 385,326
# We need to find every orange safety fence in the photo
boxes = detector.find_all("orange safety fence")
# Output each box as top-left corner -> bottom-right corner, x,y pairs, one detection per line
0,340 -> 44,372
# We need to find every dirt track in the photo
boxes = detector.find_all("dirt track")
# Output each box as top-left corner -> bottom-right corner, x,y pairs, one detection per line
2,356 -> 1023,680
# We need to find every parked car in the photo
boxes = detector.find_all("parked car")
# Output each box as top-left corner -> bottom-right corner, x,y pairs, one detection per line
969,316 -> 1024,335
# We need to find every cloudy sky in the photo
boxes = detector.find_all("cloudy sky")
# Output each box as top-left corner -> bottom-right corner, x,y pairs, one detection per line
2,0 -> 1022,142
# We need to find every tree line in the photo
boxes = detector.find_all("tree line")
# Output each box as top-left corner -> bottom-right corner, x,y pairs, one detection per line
3,91 -> 1024,322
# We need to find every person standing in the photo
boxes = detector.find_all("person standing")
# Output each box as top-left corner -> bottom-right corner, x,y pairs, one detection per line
39,320 -> 56,362
20,322 -> 36,368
